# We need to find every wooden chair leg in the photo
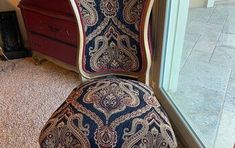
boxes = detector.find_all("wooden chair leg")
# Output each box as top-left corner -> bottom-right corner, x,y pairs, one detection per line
32,55 -> 46,65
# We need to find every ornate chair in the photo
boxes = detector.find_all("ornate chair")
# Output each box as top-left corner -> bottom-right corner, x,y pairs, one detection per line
39,0 -> 177,147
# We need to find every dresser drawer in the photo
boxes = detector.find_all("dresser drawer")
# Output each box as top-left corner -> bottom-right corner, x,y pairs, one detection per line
29,33 -> 77,66
22,10 -> 78,46
19,0 -> 74,16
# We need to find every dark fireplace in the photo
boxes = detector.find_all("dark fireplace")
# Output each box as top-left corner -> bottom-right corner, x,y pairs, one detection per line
0,11 -> 29,60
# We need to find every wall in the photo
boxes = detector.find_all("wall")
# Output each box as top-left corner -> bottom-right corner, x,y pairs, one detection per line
0,0 -> 27,46
190,0 -> 207,8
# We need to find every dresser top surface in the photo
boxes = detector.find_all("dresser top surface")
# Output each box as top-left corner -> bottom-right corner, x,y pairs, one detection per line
19,0 -> 74,16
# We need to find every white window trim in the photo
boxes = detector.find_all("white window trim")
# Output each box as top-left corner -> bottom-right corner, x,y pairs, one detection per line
151,0 -> 205,147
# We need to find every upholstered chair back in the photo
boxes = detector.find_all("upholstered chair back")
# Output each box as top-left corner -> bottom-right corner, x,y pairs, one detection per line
71,0 -> 154,82
40,2 -> 178,147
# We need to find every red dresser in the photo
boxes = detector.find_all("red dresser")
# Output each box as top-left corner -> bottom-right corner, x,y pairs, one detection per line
18,0 -> 78,71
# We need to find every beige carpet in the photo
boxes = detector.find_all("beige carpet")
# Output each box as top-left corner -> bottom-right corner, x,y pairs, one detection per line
0,58 -> 80,148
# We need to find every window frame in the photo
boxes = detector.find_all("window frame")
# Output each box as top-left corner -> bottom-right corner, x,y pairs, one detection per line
150,0 -> 204,147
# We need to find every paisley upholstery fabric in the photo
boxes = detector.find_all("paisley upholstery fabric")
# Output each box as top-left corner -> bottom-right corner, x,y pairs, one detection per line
39,78 -> 177,148
39,0 -> 178,147
75,0 -> 152,78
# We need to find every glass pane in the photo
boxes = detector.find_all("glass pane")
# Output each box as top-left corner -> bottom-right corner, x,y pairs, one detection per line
162,1 -> 235,148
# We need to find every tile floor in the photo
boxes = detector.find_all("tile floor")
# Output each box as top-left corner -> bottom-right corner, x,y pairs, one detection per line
172,3 -> 235,148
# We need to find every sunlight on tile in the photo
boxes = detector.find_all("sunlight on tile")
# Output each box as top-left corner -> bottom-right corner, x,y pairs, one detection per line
214,110 -> 235,148
174,3 -> 235,148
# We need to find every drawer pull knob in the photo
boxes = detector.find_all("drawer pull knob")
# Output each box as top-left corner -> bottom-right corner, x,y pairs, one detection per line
66,29 -> 70,37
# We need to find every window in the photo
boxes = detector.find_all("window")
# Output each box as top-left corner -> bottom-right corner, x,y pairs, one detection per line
151,0 -> 235,147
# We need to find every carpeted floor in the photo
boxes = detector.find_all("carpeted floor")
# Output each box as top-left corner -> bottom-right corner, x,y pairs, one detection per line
0,58 -> 80,148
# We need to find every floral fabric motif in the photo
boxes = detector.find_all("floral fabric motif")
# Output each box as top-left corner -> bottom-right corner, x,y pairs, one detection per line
123,0 -> 143,30
77,0 -> 98,30
77,0 -> 147,75
39,78 -> 177,148
100,0 -> 119,17
89,26 -> 139,72
83,78 -> 140,119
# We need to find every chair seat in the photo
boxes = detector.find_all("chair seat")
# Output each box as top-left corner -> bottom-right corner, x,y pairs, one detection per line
39,77 -> 177,148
